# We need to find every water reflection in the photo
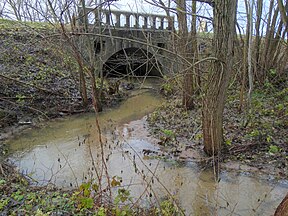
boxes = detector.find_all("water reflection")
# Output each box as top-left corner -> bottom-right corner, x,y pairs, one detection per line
6,86 -> 288,215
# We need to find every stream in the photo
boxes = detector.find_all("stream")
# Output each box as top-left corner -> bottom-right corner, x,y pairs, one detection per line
6,80 -> 288,215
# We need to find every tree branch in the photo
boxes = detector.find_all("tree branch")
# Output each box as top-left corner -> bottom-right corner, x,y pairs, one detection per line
144,0 -> 213,20
191,0 -> 215,7
277,0 -> 288,27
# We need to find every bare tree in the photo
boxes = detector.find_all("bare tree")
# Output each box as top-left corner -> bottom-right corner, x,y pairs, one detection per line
0,1 -> 6,17
247,0 -> 254,110
239,0 -> 251,112
253,0 -> 263,75
176,0 -> 194,109
191,0 -> 200,91
259,0 -> 288,82
6,0 -> 22,20
3,0 -> 78,22
202,0 -> 238,156
239,0 -> 287,111
278,0 -> 288,27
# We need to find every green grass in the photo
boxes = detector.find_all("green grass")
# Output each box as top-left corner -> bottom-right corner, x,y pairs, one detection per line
0,18 -> 54,31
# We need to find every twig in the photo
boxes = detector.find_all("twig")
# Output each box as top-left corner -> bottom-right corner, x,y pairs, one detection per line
119,134 -> 186,215
228,142 -> 259,154
0,73 -> 56,94
0,163 -> 5,177
0,98 -> 49,119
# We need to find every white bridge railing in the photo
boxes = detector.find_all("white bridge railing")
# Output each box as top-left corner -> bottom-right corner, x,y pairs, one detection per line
78,6 -> 174,30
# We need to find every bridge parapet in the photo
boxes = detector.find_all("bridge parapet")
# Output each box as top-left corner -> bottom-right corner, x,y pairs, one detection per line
77,5 -> 176,76
78,6 -> 174,30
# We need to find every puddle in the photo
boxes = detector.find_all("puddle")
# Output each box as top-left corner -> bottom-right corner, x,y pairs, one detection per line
6,81 -> 288,215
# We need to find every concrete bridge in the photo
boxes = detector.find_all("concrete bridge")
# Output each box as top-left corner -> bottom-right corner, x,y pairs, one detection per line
78,6 -> 175,77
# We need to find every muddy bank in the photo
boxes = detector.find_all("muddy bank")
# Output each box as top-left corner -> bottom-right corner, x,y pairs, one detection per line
0,21 -> 77,133
0,19 -> 129,152
147,88 -> 288,180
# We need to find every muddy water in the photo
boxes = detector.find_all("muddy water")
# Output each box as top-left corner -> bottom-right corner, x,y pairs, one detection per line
6,85 -> 288,215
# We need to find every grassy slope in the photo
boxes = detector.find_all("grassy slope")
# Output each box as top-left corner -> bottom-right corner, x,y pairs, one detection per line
0,18 -> 81,128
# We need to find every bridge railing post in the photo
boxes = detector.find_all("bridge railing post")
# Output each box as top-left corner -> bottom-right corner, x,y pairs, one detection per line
94,9 -> 101,26
134,15 -> 139,28
125,14 -> 130,28
105,11 -> 110,25
152,16 -> 156,29
168,16 -> 174,31
115,13 -> 120,28
143,17 -> 148,28
160,18 -> 164,30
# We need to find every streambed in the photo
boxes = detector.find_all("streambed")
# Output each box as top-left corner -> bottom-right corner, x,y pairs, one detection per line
6,84 -> 288,215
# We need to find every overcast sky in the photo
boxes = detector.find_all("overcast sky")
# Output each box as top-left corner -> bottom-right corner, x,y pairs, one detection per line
110,0 -> 166,14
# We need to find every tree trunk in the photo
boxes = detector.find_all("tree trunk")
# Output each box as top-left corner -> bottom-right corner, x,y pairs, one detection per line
191,0 -> 201,92
265,1 -> 287,77
262,0 -> 274,74
177,0 -> 194,109
253,0 -> 263,78
202,0 -> 237,156
263,5 -> 279,80
247,0 -> 254,110
278,0 -> 288,27
274,193 -> 288,216
239,0 -> 250,112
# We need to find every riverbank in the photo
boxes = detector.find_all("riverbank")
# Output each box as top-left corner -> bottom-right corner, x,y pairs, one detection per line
0,19 -> 128,151
1,162 -> 178,215
147,85 -> 288,180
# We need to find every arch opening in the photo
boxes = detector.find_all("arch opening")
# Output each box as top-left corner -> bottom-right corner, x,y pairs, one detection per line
139,16 -> 145,28
130,15 -> 136,28
87,11 -> 95,24
163,18 -> 169,29
147,17 -> 152,28
103,48 -> 162,77
111,13 -> 117,27
156,17 -> 162,29
101,13 -> 107,25
120,14 -> 126,27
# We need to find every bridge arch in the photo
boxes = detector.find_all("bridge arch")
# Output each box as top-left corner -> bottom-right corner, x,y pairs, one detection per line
103,47 -> 163,77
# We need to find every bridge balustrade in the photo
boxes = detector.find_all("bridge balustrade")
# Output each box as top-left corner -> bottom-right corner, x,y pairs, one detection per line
78,6 -> 174,30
